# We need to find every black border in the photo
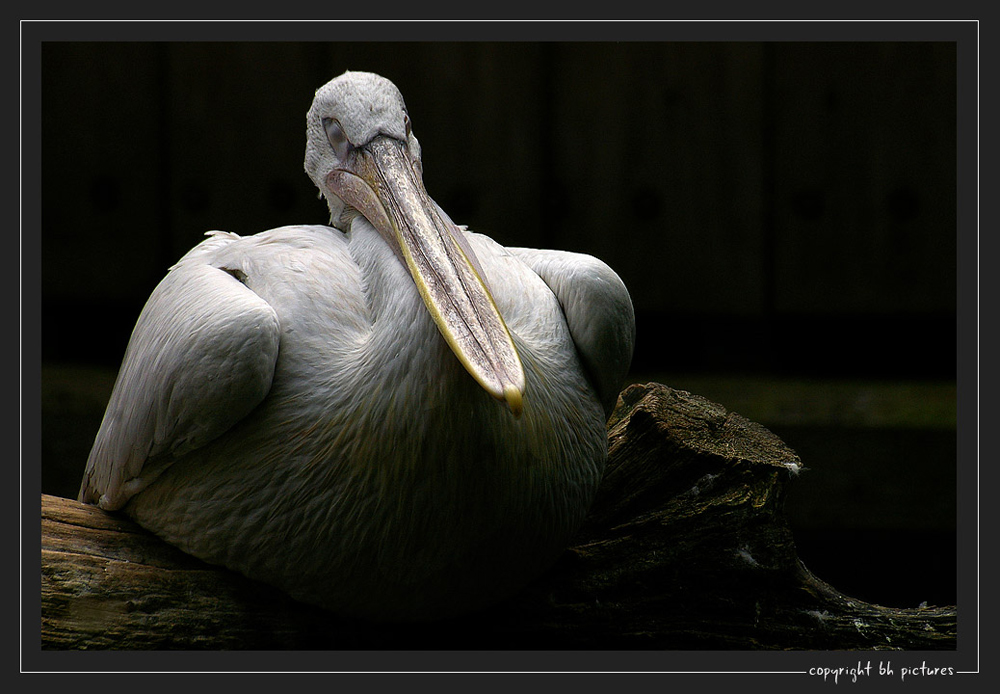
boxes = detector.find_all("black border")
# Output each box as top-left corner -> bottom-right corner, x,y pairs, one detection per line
20,17 -> 982,681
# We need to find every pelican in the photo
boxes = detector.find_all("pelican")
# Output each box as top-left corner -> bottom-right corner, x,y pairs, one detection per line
79,71 -> 635,621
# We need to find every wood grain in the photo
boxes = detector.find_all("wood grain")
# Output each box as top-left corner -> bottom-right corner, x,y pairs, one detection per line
40,382 -> 957,650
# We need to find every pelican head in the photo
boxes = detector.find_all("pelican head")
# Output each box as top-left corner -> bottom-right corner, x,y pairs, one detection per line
304,71 -> 525,415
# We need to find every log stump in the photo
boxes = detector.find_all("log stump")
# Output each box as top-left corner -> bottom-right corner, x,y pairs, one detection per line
40,382 -> 957,650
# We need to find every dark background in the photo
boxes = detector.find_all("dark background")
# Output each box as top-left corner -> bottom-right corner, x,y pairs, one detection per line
36,38 -> 962,611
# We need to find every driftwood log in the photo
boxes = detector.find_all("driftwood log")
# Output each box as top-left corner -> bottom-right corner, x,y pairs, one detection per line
40,382 -> 957,650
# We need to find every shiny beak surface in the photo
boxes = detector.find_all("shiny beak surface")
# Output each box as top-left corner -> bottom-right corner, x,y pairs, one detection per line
326,136 -> 525,416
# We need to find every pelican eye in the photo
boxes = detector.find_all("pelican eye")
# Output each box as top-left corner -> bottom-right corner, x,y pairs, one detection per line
322,117 -> 350,159
403,113 -> 412,139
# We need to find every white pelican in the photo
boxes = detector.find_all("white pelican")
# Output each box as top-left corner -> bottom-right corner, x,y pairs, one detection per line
79,71 -> 635,621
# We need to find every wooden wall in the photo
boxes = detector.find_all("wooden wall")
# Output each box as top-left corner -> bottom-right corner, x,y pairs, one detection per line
40,41 -> 957,377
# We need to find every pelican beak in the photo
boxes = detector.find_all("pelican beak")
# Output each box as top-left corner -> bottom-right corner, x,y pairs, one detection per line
326,136 -> 525,416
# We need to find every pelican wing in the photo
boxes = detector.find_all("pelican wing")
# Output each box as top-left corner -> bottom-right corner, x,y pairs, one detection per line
510,248 -> 636,418
79,260 -> 281,510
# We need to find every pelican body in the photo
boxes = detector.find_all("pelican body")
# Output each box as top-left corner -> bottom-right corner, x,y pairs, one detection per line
79,71 -> 635,621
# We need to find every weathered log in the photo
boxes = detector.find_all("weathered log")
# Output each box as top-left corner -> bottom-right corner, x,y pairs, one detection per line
40,382 -> 957,650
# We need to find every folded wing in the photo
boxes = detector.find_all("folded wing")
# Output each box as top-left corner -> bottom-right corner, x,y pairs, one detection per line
509,248 -> 635,418
79,260 -> 281,510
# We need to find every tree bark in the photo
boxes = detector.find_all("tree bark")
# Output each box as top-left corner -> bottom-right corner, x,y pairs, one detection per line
40,382 -> 957,650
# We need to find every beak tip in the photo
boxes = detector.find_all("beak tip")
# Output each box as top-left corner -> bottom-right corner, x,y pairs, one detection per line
504,384 -> 524,418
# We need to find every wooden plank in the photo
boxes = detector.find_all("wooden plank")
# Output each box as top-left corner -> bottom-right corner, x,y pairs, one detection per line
769,42 -> 957,315
41,42 -> 167,301
546,42 -> 767,316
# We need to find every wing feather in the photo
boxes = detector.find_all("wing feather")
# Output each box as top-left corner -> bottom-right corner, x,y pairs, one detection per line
510,248 -> 635,418
78,261 -> 281,510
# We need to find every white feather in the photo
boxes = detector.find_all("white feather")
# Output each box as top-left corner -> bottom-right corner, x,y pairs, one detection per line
80,72 -> 635,621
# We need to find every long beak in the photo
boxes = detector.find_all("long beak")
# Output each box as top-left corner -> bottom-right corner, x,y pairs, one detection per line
325,136 -> 525,416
